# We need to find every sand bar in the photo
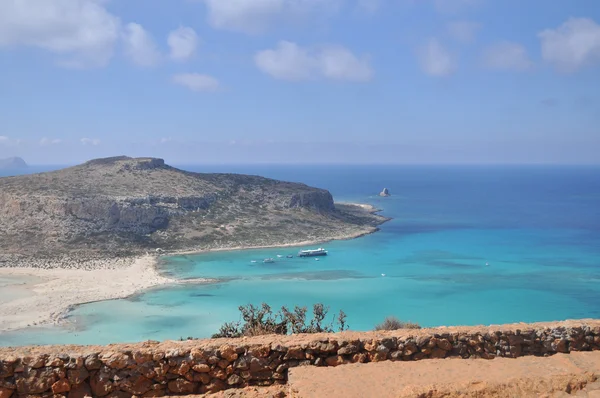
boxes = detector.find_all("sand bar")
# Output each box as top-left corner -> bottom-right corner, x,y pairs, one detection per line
0,255 -> 178,333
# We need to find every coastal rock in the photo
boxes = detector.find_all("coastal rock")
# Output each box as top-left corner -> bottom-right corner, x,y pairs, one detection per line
0,157 -> 27,170
379,188 -> 391,197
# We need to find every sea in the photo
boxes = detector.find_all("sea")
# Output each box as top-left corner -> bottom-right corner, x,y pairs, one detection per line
1,164 -> 599,347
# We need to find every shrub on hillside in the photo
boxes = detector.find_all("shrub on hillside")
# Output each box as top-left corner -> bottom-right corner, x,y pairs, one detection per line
212,302 -> 348,338
374,316 -> 421,331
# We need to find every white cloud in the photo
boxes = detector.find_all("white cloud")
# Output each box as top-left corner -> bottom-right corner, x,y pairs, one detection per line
122,23 -> 161,67
200,0 -> 342,34
168,27 -> 199,61
417,39 -> 456,77
447,21 -> 481,43
482,41 -> 532,71
172,73 -> 220,92
539,17 -> 600,73
81,138 -> 101,146
255,41 -> 373,82
39,138 -> 62,146
0,0 -> 120,68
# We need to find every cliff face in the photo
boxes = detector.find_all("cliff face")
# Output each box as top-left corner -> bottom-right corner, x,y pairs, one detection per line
0,157 -> 384,264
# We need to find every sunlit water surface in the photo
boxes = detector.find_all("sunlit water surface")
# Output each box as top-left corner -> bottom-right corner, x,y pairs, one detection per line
1,165 -> 599,346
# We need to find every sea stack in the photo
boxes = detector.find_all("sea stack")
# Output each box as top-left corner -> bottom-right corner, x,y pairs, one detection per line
379,188 -> 391,197
0,157 -> 28,170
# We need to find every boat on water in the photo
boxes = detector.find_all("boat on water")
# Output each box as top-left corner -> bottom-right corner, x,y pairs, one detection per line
286,255 -> 294,258
263,258 -> 275,263
298,248 -> 328,257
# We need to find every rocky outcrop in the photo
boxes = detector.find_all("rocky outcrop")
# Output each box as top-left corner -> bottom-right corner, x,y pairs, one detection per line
0,157 -> 387,264
379,188 -> 390,197
0,157 -> 27,170
0,320 -> 598,397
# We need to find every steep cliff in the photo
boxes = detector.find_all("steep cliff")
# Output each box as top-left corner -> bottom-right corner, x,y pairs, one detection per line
0,157 -> 385,265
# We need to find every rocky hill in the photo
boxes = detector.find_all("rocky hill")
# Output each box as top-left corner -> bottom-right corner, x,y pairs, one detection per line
0,156 -> 386,266
0,157 -> 27,170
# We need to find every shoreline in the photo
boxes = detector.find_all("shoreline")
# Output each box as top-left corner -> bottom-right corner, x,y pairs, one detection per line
0,202 -> 389,335
165,202 -> 388,257
0,256 -> 210,333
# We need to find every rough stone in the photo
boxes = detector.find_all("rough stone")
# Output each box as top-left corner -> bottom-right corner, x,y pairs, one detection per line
192,364 -> 210,373
0,388 -> 12,398
67,368 -> 89,385
15,368 -> 57,394
51,379 -> 70,394
68,382 -> 92,398
90,371 -> 114,397
218,345 -> 238,362
166,379 -> 196,394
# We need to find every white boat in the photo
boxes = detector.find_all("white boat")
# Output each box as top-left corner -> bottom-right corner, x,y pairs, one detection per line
263,258 -> 275,263
298,248 -> 328,257
250,260 -> 257,263
276,255 -> 283,258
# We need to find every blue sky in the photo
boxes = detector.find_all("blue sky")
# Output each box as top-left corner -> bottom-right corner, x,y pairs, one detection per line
0,0 -> 599,164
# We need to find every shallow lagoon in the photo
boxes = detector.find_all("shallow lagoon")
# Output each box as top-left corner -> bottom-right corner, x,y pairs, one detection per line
1,165 -> 599,346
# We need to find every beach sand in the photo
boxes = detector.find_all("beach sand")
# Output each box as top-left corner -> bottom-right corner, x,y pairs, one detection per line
0,202 -> 384,335
0,255 -> 174,333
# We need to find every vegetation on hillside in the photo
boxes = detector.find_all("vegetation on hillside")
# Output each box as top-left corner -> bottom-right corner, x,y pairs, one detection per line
374,316 -> 421,331
212,303 -> 348,338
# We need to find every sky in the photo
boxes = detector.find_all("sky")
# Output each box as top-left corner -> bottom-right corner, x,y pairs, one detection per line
0,0 -> 599,165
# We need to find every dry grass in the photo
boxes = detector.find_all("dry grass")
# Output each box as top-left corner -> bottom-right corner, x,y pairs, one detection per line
374,316 -> 421,331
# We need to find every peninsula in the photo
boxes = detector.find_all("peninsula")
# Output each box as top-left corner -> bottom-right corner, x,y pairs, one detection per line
0,156 -> 387,331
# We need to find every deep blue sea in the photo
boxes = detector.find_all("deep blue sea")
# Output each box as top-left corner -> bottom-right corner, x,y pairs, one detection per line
1,165 -> 600,346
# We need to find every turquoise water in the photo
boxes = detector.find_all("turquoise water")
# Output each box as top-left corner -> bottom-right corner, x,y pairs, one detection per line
1,165 -> 599,346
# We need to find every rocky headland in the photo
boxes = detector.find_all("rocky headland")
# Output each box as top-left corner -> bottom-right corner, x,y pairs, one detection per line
0,156 -> 387,269
0,156 -> 387,332
0,157 -> 27,170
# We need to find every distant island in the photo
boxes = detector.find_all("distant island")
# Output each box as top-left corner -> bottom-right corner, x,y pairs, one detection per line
0,156 -> 27,170
0,156 -> 388,268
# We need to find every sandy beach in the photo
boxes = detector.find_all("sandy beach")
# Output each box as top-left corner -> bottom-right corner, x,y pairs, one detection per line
0,202 -> 385,335
0,255 -> 176,333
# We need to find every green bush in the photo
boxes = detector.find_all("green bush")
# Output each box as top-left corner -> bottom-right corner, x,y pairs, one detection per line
212,302 -> 348,338
374,316 -> 421,331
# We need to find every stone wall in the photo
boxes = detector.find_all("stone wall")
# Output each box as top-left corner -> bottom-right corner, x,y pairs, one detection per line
1,320 -> 599,397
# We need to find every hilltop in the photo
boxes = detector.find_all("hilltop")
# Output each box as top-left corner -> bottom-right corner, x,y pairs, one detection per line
0,157 -> 27,170
0,156 -> 386,267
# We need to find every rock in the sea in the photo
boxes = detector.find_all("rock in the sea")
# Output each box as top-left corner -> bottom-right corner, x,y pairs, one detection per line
379,188 -> 391,197
0,157 -> 27,170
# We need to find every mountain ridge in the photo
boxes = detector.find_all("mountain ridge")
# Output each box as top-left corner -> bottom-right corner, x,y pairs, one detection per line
0,156 -> 387,267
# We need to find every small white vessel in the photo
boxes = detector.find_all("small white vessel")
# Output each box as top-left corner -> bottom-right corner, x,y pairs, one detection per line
298,248 -> 328,257
276,255 -> 283,258
251,260 -> 257,263
315,258 -> 320,261
263,258 -> 275,263
381,273 -> 386,277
